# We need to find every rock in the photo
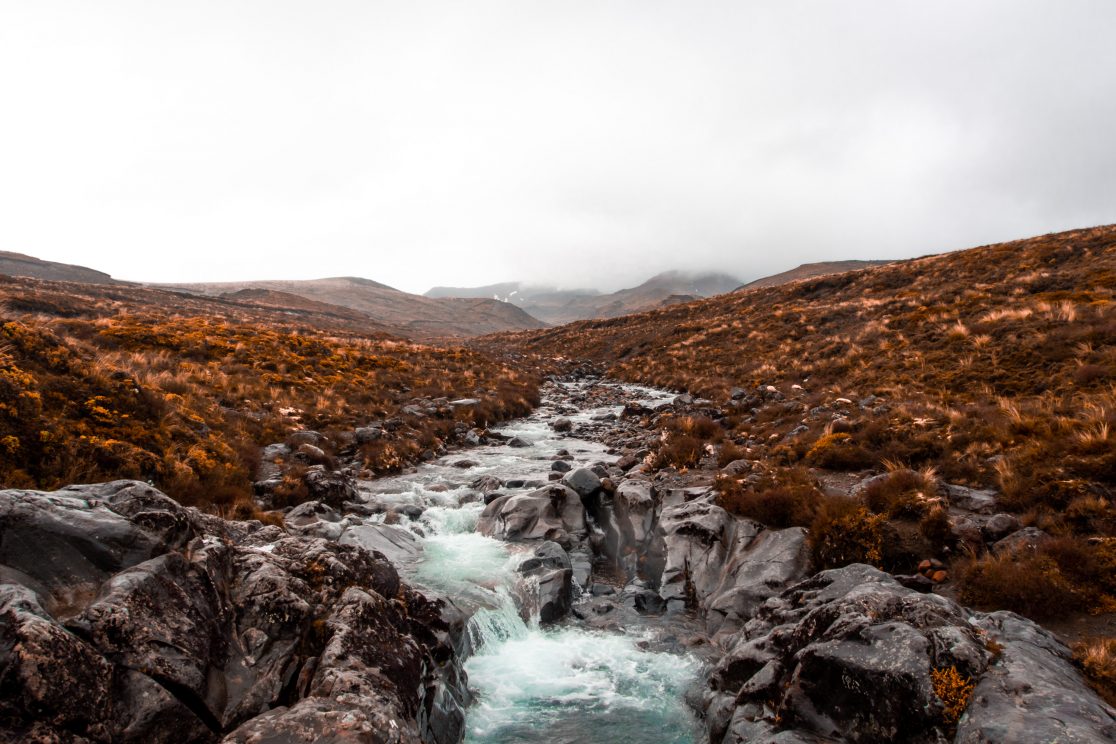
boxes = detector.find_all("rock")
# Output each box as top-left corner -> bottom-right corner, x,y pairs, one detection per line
284,500 -> 345,540
707,564 -> 1116,744
514,541 -> 573,624
945,483 -> 999,514
470,475 -> 503,494
720,459 -> 752,476
552,417 -> 573,432
615,454 -> 640,471
656,497 -> 809,633
561,467 -> 601,498
993,526 -> 1053,555
302,466 -> 359,508
353,425 -> 383,443
340,523 -> 424,565
983,512 -> 1022,541
450,398 -> 480,407
475,484 -> 586,543
295,442 -> 329,464
452,459 -> 479,469
507,436 -> 532,448
0,484 -> 466,744
287,430 -> 326,447
958,612 -> 1116,743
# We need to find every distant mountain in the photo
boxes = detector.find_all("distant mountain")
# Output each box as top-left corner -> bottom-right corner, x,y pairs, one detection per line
162,277 -> 546,338
426,271 -> 740,324
739,260 -> 891,291
0,251 -> 119,285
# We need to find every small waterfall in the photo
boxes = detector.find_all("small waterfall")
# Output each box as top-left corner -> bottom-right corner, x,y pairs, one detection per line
464,588 -> 531,654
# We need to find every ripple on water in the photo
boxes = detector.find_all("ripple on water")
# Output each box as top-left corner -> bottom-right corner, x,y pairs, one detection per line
464,628 -> 701,744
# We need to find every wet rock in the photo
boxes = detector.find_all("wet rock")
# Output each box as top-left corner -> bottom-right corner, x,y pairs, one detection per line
340,523 -> 424,565
0,484 -> 465,744
656,496 -> 808,633
475,484 -> 586,543
507,436 -> 532,448
514,541 -> 573,624
552,417 -> 573,432
452,459 -> 479,469
470,474 -> 503,494
551,460 -> 573,473
561,467 -> 602,498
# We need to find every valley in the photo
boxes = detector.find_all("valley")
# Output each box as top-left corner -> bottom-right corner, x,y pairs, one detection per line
2,225 -> 1115,743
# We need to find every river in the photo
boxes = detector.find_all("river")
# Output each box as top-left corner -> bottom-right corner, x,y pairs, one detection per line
356,380 -> 703,743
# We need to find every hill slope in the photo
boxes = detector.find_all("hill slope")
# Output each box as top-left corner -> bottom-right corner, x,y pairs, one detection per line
163,277 -> 547,338
740,259 -> 892,290
0,251 -> 119,285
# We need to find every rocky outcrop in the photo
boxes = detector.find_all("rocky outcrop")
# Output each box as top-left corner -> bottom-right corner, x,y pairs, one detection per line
656,493 -> 809,635
475,484 -> 587,546
513,541 -> 573,624
0,482 -> 466,744
705,564 -> 1116,744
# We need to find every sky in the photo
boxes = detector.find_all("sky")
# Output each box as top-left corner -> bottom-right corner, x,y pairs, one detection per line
2,1 -> 1115,295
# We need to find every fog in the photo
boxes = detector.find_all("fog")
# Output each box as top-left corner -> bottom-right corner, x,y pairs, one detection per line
2,1 -> 1114,293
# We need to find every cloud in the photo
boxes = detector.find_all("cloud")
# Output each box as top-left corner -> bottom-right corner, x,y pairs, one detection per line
2,1 -> 1114,293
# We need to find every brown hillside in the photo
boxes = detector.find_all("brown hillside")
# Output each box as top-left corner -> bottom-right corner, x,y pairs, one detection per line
164,277 -> 547,338
0,251 -> 120,285
492,225 -> 1116,615
0,274 -> 538,513
740,259 -> 892,290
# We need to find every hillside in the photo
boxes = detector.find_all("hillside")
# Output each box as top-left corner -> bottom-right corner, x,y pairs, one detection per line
0,251 -> 120,285
740,259 -> 892,290
0,273 -> 539,513
490,225 -> 1116,619
427,270 -> 740,324
162,277 -> 547,338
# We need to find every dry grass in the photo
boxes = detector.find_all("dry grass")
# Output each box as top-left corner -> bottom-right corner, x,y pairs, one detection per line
1074,637 -> 1116,706
0,276 -> 538,512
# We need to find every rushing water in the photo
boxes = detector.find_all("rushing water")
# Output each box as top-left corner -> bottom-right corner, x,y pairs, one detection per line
358,381 -> 700,743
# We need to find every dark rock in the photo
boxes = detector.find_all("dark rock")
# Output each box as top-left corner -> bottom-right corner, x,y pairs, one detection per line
552,417 -> 573,432
707,564 -> 1116,744
514,541 -> 573,624
353,425 -> 383,444
993,526 -> 1053,555
476,484 -> 586,542
302,466 -> 359,508
470,475 -> 503,494
507,436 -> 532,448
551,460 -> 573,473
561,468 -> 601,498
452,459 -> 479,469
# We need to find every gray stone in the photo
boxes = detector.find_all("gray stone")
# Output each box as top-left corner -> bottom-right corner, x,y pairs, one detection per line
561,467 -> 602,498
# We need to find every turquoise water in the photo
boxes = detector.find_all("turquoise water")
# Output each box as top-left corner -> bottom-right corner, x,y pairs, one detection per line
360,381 -> 701,743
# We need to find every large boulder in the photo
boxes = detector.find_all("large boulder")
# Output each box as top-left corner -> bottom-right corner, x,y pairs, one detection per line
655,494 -> 809,635
513,541 -> 573,624
561,467 -> 602,498
340,522 -> 424,566
706,564 -> 1116,744
0,484 -> 466,744
475,484 -> 587,544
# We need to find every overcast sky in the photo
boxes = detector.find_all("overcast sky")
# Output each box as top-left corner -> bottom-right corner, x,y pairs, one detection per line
2,1 -> 1115,294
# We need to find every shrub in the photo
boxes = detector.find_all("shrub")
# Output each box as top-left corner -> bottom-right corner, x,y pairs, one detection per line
654,434 -> 705,469
806,433 -> 875,471
716,468 -> 821,528
864,468 -> 938,519
931,666 -> 975,724
919,508 -> 954,553
809,496 -> 886,570
956,551 -> 1084,620
1074,638 -> 1116,706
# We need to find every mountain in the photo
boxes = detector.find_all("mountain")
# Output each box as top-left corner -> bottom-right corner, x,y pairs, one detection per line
0,251 -> 120,285
739,259 -> 892,291
426,270 -> 741,325
161,277 -> 547,338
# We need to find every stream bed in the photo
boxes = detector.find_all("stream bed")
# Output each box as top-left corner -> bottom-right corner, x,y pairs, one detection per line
355,381 -> 703,743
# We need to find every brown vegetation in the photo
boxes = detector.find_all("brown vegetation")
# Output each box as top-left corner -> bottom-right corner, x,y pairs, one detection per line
493,224 -> 1116,617
0,275 -> 538,512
